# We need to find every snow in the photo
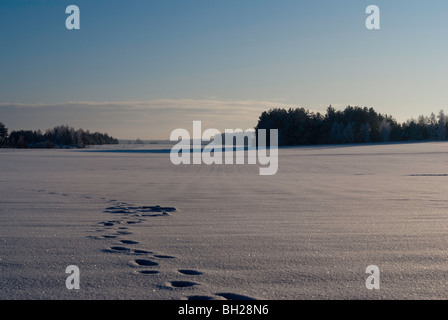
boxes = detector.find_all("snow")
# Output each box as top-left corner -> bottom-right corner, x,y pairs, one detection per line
1,141 -> 448,299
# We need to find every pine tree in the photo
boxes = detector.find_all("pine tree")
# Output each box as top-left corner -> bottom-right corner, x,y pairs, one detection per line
342,122 -> 355,143
379,119 -> 391,142
437,110 -> 447,140
358,123 -> 371,143
429,113 -> 438,140
0,122 -> 8,147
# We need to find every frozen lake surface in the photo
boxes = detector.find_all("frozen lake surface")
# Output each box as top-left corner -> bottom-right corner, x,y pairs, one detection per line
1,141 -> 448,300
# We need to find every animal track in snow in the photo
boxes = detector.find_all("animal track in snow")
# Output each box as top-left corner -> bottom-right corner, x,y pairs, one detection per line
215,293 -> 257,300
120,239 -> 139,245
167,280 -> 199,288
178,269 -> 203,276
133,259 -> 159,267
154,254 -> 176,259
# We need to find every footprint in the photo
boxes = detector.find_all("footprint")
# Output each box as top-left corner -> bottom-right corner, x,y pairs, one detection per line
167,281 -> 199,288
117,231 -> 132,235
178,269 -> 203,276
215,293 -> 256,300
102,235 -> 118,239
101,222 -> 115,227
139,206 -> 162,212
105,210 -> 131,214
125,220 -> 141,225
120,240 -> 139,245
127,206 -> 141,210
133,259 -> 159,267
154,255 -> 176,259
105,247 -> 153,256
139,205 -> 176,213
103,247 -> 130,254
133,249 -> 153,254
116,231 -> 133,235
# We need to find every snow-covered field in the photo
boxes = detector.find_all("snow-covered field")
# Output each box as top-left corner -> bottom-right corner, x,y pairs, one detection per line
1,142 -> 448,300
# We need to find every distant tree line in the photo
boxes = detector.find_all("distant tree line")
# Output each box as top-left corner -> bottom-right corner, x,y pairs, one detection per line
255,106 -> 448,146
0,123 -> 118,148
128,138 -> 145,144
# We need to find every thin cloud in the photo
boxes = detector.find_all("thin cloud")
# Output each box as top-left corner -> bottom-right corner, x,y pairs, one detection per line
0,98 -> 302,139
0,99 -> 297,114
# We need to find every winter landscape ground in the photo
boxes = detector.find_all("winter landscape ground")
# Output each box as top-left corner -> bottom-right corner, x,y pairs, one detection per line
1,141 -> 448,300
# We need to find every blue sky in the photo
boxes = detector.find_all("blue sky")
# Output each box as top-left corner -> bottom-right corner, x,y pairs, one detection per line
1,0 -> 448,139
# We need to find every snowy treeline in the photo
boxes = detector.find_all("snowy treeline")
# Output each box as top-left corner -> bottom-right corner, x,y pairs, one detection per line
255,106 -> 448,146
0,124 -> 118,148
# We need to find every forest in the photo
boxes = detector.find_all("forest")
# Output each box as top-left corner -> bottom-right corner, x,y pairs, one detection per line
255,106 -> 448,146
0,123 -> 118,148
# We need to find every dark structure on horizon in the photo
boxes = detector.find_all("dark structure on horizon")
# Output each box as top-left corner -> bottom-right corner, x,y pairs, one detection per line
0,123 -> 118,148
255,106 -> 448,146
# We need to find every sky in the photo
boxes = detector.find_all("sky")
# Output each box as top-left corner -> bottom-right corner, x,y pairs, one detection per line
1,0 -> 448,139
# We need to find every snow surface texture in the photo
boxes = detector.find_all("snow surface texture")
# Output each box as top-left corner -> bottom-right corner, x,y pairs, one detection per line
1,142 -> 448,300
